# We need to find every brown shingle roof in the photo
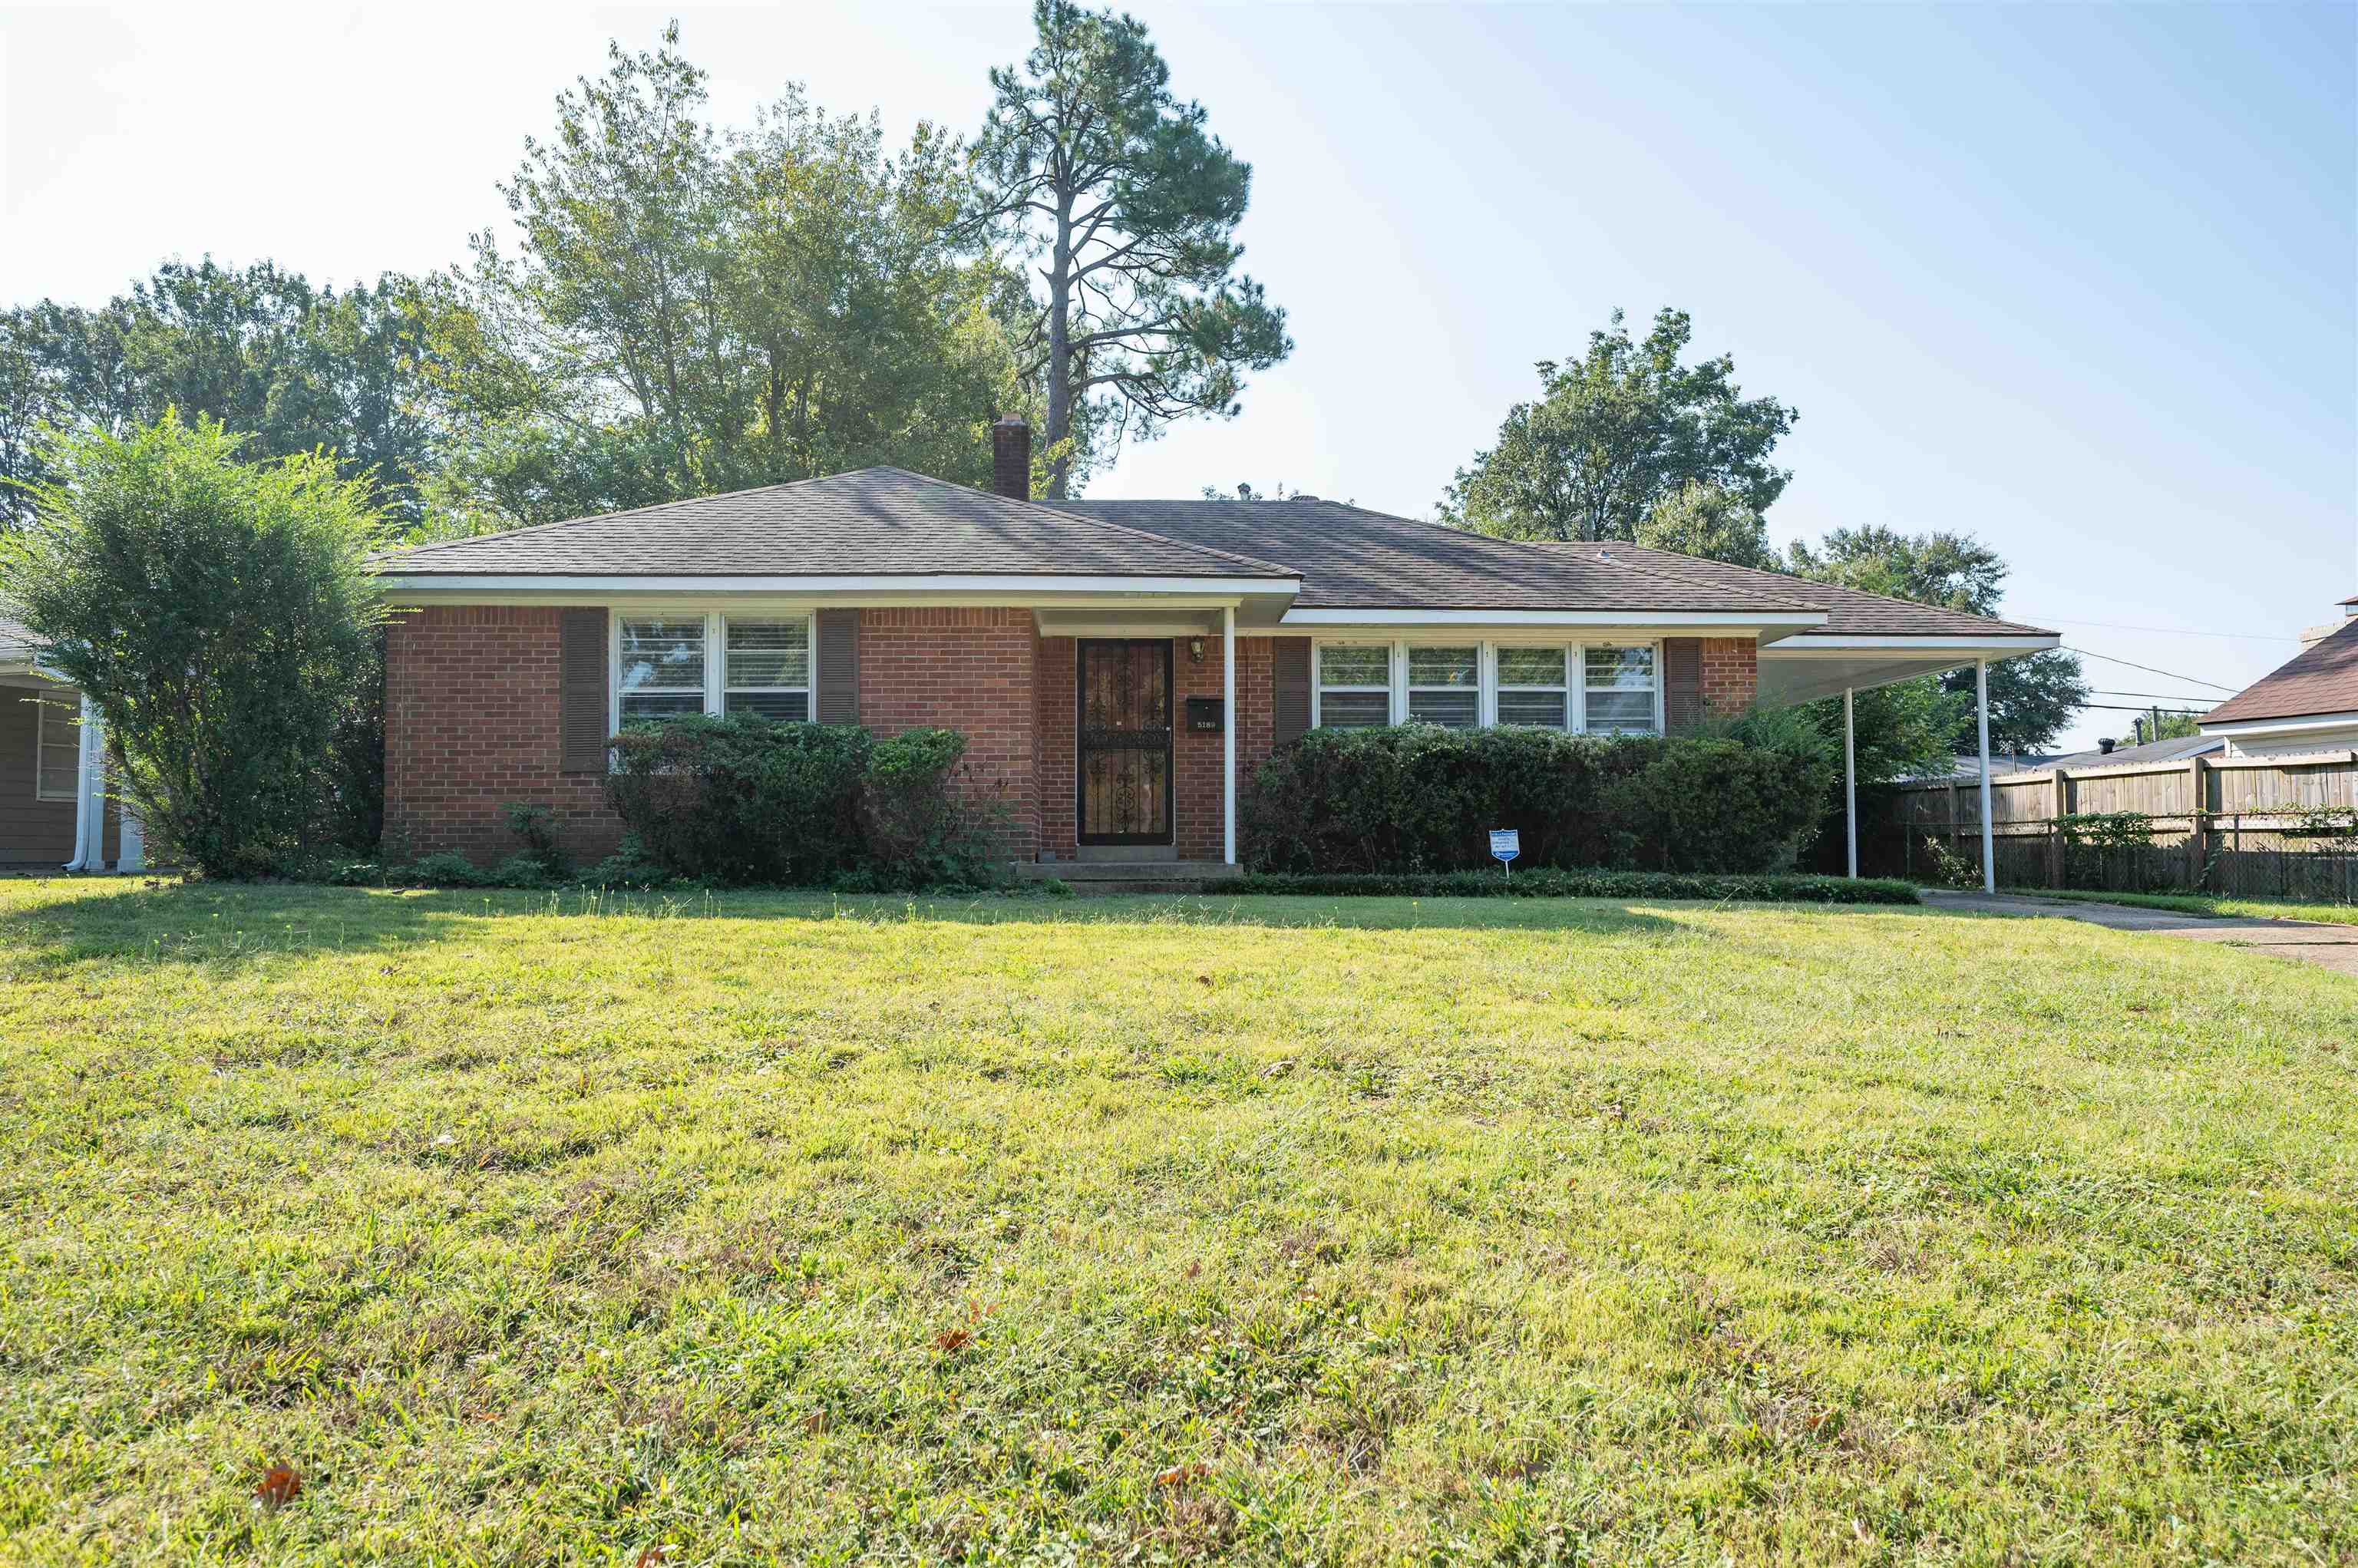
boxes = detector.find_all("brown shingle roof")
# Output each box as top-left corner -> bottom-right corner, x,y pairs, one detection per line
386,467 -> 1294,580
1061,500 -> 2051,632
2204,616 -> 2358,725
1055,500 -> 1821,613
385,473 -> 2053,639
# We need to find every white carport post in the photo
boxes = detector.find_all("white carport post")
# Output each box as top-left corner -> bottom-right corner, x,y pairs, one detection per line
1221,604 -> 1237,865
1976,659 -> 1996,893
1843,687 -> 1857,879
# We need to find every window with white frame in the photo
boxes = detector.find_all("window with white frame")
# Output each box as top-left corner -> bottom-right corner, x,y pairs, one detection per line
617,618 -> 708,721
34,697 -> 78,801
722,616 -> 811,721
1583,645 -> 1659,735
1315,642 -> 1392,729
1495,646 -> 1572,729
1406,645 -> 1480,728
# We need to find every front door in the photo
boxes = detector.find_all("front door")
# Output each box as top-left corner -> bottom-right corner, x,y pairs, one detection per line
1077,639 -> 1174,846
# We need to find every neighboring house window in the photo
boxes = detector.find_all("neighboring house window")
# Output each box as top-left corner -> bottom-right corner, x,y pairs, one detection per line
1584,645 -> 1659,735
1495,646 -> 1572,729
1315,642 -> 1392,729
1406,645 -> 1480,728
618,619 -> 708,721
35,697 -> 78,801
722,617 -> 811,721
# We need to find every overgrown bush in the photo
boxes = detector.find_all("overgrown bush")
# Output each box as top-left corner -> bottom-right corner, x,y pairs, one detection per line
1229,869 -> 1918,903
604,716 -> 1001,888
1241,717 -> 1834,875
0,412 -> 390,877
605,715 -> 872,883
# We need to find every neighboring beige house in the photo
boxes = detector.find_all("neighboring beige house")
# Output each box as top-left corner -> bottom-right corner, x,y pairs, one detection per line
2201,596 -> 2358,758
0,618 -> 136,870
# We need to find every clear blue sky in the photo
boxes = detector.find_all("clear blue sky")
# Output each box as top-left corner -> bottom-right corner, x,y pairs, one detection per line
4,3 -> 2351,748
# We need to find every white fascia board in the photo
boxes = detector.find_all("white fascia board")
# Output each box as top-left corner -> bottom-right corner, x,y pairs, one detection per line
1278,608 -> 1825,630
2200,708 -> 2358,737
1768,634 -> 2059,653
378,573 -> 1300,597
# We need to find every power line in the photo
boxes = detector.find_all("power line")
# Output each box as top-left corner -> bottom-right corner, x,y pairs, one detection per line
2020,614 -> 2297,643
2062,645 -> 2240,693
2079,702 -> 2210,715
2089,688 -> 2228,703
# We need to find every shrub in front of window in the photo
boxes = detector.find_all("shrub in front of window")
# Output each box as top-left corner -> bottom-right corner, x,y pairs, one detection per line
606,715 -> 873,884
1242,721 -> 1832,875
603,717 -> 1002,888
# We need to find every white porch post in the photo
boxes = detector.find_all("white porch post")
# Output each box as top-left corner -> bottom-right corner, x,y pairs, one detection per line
1221,605 -> 1236,865
1976,659 -> 1996,893
1843,686 -> 1857,879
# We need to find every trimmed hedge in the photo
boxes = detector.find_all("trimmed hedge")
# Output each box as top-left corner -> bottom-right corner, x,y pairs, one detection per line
1241,721 -> 1835,875
1227,870 -> 1920,903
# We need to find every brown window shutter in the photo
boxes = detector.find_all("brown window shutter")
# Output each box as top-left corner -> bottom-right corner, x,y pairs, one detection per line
1271,636 -> 1311,746
558,608 -> 609,773
816,609 -> 860,724
1662,637 -> 1702,732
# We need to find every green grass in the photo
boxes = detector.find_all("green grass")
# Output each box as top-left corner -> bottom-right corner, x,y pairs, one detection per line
1,878 -> 2353,1565
2009,886 -> 2358,926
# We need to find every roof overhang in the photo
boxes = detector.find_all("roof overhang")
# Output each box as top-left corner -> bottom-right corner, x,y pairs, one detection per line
1276,608 -> 1828,641
376,573 -> 1304,630
1756,632 -> 2061,706
2200,708 -> 2358,738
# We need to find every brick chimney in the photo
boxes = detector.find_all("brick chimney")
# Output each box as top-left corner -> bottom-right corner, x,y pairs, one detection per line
991,416 -> 1031,501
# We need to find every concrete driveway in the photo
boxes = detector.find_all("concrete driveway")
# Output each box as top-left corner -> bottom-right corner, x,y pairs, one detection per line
1922,890 -> 2358,977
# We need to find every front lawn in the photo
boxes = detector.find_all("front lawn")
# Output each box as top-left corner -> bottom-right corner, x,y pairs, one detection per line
2,879 -> 2352,1564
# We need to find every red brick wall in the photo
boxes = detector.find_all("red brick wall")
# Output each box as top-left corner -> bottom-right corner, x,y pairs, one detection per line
1174,635 -> 1273,861
384,606 -> 623,863
1035,634 -> 1076,860
1700,637 -> 1759,717
857,608 -> 1038,862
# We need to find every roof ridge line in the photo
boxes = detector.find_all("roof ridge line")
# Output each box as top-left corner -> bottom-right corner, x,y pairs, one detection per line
876,467 -> 1303,577
1568,542 -> 1820,612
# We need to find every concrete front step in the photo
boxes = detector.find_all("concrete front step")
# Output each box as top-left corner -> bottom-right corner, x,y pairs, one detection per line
1016,859 -> 1242,889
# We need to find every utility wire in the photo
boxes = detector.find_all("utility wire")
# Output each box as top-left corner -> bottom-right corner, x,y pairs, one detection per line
2061,645 -> 2239,693
2088,688 -> 2225,703
2020,615 -> 2298,642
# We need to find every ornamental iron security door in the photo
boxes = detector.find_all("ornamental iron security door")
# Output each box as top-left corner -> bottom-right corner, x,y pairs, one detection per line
1078,639 -> 1174,845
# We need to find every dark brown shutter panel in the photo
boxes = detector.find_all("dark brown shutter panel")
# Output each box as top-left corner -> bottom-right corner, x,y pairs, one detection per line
1662,637 -> 1702,733
816,609 -> 860,725
1271,636 -> 1311,747
558,608 -> 609,773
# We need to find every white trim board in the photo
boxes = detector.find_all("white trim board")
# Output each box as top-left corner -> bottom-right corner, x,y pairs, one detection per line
381,573 -> 1300,596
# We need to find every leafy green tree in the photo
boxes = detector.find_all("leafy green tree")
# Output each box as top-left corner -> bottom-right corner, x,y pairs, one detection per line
426,25 -> 1025,532
0,414 -> 390,876
1442,308 -> 1796,543
1787,523 -> 2088,753
0,259 -> 440,527
1633,480 -> 1777,568
970,0 -> 1292,497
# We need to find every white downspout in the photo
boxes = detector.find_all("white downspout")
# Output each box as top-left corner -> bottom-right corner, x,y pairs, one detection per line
63,695 -> 99,873
1221,605 -> 1236,866
1977,659 -> 1996,894
1844,686 -> 1857,880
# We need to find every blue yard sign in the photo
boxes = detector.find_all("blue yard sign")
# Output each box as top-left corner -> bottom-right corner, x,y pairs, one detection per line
1489,828 -> 1520,877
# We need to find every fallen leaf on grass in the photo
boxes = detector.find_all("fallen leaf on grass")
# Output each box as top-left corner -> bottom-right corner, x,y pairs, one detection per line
933,1326 -> 973,1353
255,1461 -> 301,1512
1156,1462 -> 1210,1487
636,1547 -> 671,1567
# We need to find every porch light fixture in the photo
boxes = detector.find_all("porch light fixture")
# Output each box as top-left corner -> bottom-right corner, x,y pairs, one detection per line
1188,636 -> 1205,663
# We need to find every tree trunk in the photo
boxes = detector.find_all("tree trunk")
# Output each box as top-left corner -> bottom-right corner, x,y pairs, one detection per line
1044,184 -> 1075,500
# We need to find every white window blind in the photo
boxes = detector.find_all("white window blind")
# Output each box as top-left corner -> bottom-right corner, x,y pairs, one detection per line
618,619 -> 707,721
1315,642 -> 1392,729
1584,645 -> 1659,735
723,617 -> 811,721
1405,645 -> 1480,728
1495,647 -> 1571,729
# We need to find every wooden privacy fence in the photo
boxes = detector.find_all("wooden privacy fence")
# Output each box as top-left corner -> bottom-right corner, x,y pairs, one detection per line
1872,750 -> 2358,902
